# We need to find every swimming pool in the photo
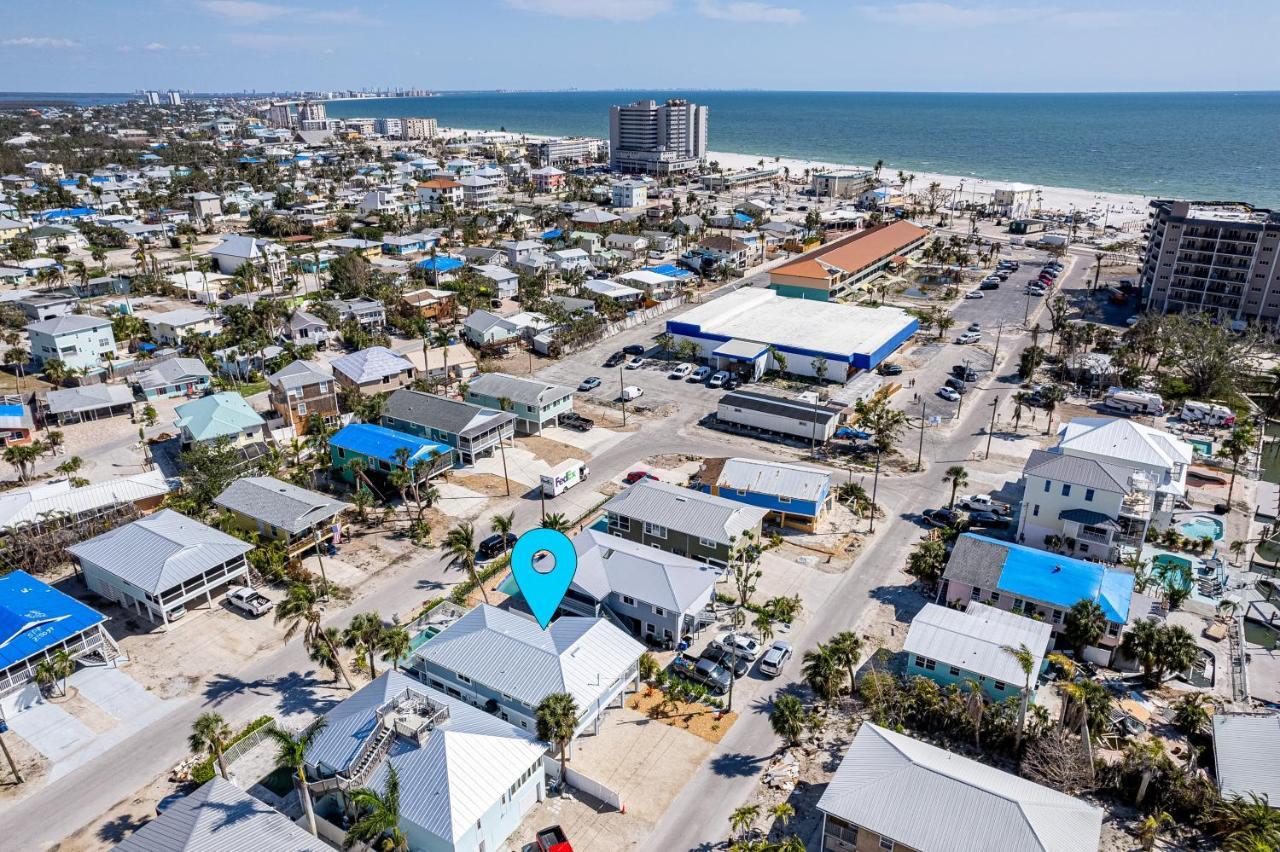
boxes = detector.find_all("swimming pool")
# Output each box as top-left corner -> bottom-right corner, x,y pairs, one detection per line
408,625 -> 441,652
1187,438 -> 1212,456
1177,515 -> 1224,541
1151,553 -> 1194,590
497,572 -> 521,597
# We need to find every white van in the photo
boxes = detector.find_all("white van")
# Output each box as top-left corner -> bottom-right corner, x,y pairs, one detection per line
622,385 -> 644,401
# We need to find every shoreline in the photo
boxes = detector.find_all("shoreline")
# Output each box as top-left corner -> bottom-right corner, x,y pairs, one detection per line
436,125 -> 1154,228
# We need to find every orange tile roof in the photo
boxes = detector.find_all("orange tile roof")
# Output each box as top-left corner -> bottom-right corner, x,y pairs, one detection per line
418,178 -> 462,189
771,220 -> 928,281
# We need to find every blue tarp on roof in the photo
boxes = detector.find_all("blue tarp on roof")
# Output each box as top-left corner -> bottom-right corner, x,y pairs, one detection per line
237,157 -> 264,164
969,533 -> 1135,622
36,207 -> 95,221
0,570 -> 105,671
0,405 -> 24,419
540,229 -> 562,240
644,264 -> 694,279
331,423 -> 451,466
415,256 -> 463,273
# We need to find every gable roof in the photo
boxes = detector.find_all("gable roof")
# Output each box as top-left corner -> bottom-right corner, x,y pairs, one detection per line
904,603 -> 1053,686
567,529 -> 718,613
465,372 -> 572,408
45,383 -> 136,416
0,569 -> 106,671
817,723 -> 1103,852
713,457 -> 830,501
0,470 -> 170,532
1022,448 -> 1132,493
383,389 -> 514,439
602,479 -> 765,544
113,776 -> 327,851
1057,417 -> 1193,473
1212,713 -> 1280,803
26,314 -> 110,336
266,359 -> 331,391
330,346 -> 414,384
415,605 -> 644,711
213,476 -> 348,534
67,509 -> 252,594
174,392 -> 265,441
134,357 -> 210,391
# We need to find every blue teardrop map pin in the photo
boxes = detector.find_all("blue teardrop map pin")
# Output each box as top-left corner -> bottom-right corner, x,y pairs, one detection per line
510,528 -> 578,629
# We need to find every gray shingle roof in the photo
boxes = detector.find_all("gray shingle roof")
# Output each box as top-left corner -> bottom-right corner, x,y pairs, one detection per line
817,724 -> 1102,852
465,372 -> 572,408
67,509 -> 252,594
603,479 -> 765,545
44,383 -> 136,415
113,776 -> 326,851
134,357 -> 210,391
267,359 -> 331,391
1213,713 -> 1280,802
942,533 -> 1009,590
1023,449 -> 1132,493
383,389 -> 513,439
213,477 -> 348,535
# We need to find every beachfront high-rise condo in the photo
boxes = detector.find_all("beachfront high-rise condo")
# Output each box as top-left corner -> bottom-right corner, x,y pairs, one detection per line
609,98 -> 707,176
1141,200 -> 1280,323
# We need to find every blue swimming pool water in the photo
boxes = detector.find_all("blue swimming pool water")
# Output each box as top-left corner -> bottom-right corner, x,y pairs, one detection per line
1177,516 -> 1224,541
497,572 -> 520,597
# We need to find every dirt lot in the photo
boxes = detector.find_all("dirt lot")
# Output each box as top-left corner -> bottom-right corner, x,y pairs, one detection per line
0,729 -> 50,802
517,435 -> 585,467
453,472 -> 520,497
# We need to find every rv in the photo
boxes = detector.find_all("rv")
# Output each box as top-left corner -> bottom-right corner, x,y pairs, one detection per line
1180,400 -> 1235,427
1103,388 -> 1164,416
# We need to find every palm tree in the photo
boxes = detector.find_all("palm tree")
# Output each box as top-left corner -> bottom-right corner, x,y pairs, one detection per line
342,612 -> 386,679
189,712 -> 234,780
769,694 -> 808,747
275,582 -> 355,690
1002,643 -> 1037,749
1063,599 -> 1106,658
801,643 -> 843,703
1211,794 -> 1280,850
1126,737 -> 1167,805
1121,618 -> 1163,683
541,513 -> 571,532
535,692 -> 579,792
1173,693 -> 1212,738
490,511 -> 515,558
380,626 -> 411,672
943,465 -> 969,510
1217,423 -> 1257,512
309,626 -> 353,687
1138,810 -> 1173,851
828,631 -> 862,696
729,804 -> 760,841
442,522 -> 489,605
770,802 -> 795,829
962,677 -> 985,748
34,649 -> 74,697
266,718 -> 328,837
345,763 -> 408,851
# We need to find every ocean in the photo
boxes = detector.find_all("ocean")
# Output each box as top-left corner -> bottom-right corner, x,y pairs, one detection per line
325,90 -> 1280,207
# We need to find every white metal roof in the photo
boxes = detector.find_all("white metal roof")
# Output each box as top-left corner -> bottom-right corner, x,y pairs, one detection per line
903,603 -> 1053,686
1057,417 -> 1193,475
817,724 -> 1103,852
716,457 -> 830,501
602,479 -> 766,545
565,530 -> 718,614
1212,713 -> 1280,802
0,470 -> 170,532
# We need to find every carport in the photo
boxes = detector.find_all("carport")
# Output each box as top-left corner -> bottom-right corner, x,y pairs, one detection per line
711,338 -> 768,381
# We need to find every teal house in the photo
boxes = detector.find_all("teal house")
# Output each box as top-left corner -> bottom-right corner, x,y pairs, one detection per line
174,392 -> 269,449
462,372 -> 573,435
902,602 -> 1053,703
330,423 -> 453,488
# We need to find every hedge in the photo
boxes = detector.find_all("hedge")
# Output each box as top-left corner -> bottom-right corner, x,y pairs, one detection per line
191,715 -> 274,784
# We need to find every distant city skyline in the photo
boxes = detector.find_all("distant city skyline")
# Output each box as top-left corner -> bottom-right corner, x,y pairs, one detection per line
2,1 -> 1278,94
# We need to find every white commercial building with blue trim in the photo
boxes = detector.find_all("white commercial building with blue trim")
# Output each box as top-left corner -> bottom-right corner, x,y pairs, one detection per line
665,288 -> 918,383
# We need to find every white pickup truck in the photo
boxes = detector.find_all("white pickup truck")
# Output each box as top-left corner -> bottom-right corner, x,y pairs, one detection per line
227,586 -> 274,617
955,495 -> 1010,515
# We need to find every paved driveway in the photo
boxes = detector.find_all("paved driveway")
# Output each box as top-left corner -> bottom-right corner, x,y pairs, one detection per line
1,685 -> 97,765
72,667 -> 163,721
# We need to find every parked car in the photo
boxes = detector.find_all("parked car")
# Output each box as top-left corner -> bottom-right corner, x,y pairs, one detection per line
166,603 -> 188,621
877,362 -> 904,376
690,366 -> 712,382
625,356 -> 645,369
623,470 -> 657,485
835,426 -> 872,440
965,291 -> 985,299
622,385 -> 643,401
672,654 -> 730,695
669,362 -> 694,379
759,640 -> 793,678
967,322 -> 981,332
604,351 -> 626,368
956,494 -> 1010,514
969,511 -> 1011,529
535,825 -> 574,852
226,586 -> 273,617
700,645 -> 751,678
622,343 -> 646,356
723,374 -> 741,390
978,280 -> 1000,291
577,376 -> 601,392
708,370 -> 729,388
478,532 -> 518,560
951,365 -> 978,382
937,386 -> 961,402
923,507 -> 965,528
956,331 -> 981,344
559,412 -> 594,432
712,632 -> 761,661
945,377 -> 968,394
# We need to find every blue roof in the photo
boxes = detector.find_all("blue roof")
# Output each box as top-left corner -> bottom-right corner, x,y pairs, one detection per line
541,229 -> 562,240
416,256 -> 464,273
0,405 -> 24,418
0,570 -> 105,671
237,156 -> 263,164
733,212 -> 753,224
645,264 -> 694,279
37,207 -> 95,220
970,534 -> 1135,622
331,423 -> 451,465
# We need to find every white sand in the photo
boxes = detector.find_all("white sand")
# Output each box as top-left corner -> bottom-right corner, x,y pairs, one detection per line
437,126 -> 1153,228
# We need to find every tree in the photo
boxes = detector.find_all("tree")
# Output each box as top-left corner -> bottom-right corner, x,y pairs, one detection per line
943,465 -> 968,510
535,692 -> 579,792
1165,313 -> 1261,399
188,712 -> 234,780
141,404 -> 158,427
41,358 -> 69,387
1062,599 -> 1106,657
34,649 -> 75,697
345,763 -> 408,851
771,801 -> 795,829
490,511 -> 515,558
266,718 -> 329,837
828,631 -> 862,696
342,612 -> 386,679
1002,643 -> 1037,749
1020,728 -> 1095,794
769,694 -> 809,746
1125,737 -> 1168,806
729,804 -> 760,841
906,538 -> 947,589
541,513 -> 571,532
178,435 -> 243,511
309,626 -> 352,687
1217,422 -> 1257,512
1210,794 -> 1280,851
275,582 -> 355,690
801,643 -> 843,703
442,521 -> 489,605
381,626 -> 411,672
1173,693 -> 1212,738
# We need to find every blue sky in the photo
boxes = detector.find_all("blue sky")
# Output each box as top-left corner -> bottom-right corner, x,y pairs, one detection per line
2,0 -> 1278,93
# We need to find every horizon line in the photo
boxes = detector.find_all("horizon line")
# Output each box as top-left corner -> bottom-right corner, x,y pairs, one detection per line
4,88 -> 1280,97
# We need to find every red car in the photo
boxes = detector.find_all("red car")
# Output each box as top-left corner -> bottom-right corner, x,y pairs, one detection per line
623,470 -> 657,485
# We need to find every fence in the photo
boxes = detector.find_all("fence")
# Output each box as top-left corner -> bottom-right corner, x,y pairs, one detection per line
557,295 -> 689,356
542,753 -> 624,811
223,719 -> 279,766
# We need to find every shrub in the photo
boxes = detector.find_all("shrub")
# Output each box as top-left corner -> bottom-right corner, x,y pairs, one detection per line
190,715 -> 273,784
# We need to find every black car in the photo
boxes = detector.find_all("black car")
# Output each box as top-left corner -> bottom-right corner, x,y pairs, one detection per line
700,645 -> 751,678
604,351 -> 626,368
877,362 -> 904,376
951,365 -> 978,382
945,376 -> 968,394
560,412 -> 595,432
923,507 -> 965,528
671,654 -> 730,694
622,343 -> 646,356
968,511 -> 1010,529
723,374 -> 741,390
978,280 -> 1000,291
477,533 -> 518,561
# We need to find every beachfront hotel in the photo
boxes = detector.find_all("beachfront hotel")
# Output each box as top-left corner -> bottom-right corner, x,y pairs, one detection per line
1141,200 -> 1280,323
609,98 -> 707,176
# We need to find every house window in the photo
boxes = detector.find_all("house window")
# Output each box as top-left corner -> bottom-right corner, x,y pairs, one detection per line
778,496 -> 792,504
337,448 -> 346,458
1033,504 -> 1040,517
879,838 -> 895,851
1107,623 -> 1120,637
1085,488 -> 1095,502
736,488 -> 747,496
698,537 -> 717,548
621,595 -> 635,606
915,655 -> 936,671
949,665 -> 961,676
644,522 -> 667,539
970,587 -> 981,601
457,674 -> 471,684
994,681 -> 1006,691
613,515 -> 631,532
989,592 -> 1000,603
1052,609 -> 1063,624
654,606 -> 665,616
1043,480 -> 1051,492
297,402 -> 307,415
1012,599 -> 1024,614
1061,484 -> 1071,497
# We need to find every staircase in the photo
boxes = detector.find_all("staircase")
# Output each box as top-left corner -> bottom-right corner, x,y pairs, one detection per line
346,723 -> 395,787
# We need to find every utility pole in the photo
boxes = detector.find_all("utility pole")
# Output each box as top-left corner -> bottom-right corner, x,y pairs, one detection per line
0,722 -> 21,785
868,449 -> 881,534
312,530 -> 331,600
985,396 -> 999,460
916,398 -> 926,471
990,321 -> 1003,372
618,364 -> 627,426
1024,287 -> 1032,325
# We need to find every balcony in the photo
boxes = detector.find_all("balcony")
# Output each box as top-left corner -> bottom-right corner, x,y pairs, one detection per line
1120,493 -> 1153,519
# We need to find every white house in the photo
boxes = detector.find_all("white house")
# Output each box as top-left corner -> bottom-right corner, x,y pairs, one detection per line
26,315 -> 115,371
145,308 -> 219,345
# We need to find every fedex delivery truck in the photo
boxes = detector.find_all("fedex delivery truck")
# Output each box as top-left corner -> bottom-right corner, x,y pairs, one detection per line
541,459 -> 589,497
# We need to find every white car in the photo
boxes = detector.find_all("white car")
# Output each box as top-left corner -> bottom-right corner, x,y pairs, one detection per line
689,366 -> 712,382
669,362 -> 694,379
625,356 -> 645,369
938,386 -> 961,402
956,331 -> 981,344
708,370 -> 730,388
622,385 -> 644,401
712,632 -> 761,661
965,291 -> 985,299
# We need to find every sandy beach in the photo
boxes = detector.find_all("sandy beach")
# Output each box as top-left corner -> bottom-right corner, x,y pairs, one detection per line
437,125 -> 1153,229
